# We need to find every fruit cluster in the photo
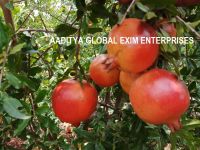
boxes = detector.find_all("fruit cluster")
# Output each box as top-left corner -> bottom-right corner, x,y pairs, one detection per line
51,18 -> 190,132
90,18 -> 190,132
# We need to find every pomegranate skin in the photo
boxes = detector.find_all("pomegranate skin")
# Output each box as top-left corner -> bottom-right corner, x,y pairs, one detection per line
107,18 -> 159,73
119,71 -> 141,94
89,54 -> 119,87
52,79 -> 98,126
129,69 -> 190,131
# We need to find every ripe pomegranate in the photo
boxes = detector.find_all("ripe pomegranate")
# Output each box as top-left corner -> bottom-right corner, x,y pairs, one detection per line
107,18 -> 159,73
129,69 -> 190,132
119,71 -> 141,94
89,54 -> 119,87
176,0 -> 200,6
52,79 -> 98,126
118,0 -> 132,4
156,19 -> 176,37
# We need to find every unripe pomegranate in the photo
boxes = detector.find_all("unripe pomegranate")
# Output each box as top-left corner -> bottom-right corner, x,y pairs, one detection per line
176,0 -> 200,6
52,79 -> 98,126
156,19 -> 176,37
129,69 -> 190,132
119,71 -> 141,94
107,18 -> 159,73
89,54 -> 119,87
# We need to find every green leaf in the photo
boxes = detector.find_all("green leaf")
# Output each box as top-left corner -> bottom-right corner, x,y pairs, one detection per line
17,74 -> 38,91
95,143 -> 105,150
10,43 -> 25,55
145,12 -> 157,20
136,2 -> 150,13
188,81 -> 196,92
73,128 -> 96,141
35,89 -> 48,103
180,67 -> 191,76
0,18 -> 10,52
83,142 -> 94,150
3,96 -> 31,119
6,72 -> 22,89
191,68 -> 200,77
55,24 -> 78,37
184,119 -> 200,129
88,28 -> 102,34
36,103 -> 49,115
14,119 -> 30,136
88,5 -> 111,19
189,20 -> 200,29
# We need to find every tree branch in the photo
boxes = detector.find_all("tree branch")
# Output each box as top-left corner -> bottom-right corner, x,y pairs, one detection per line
176,16 -> 200,39
0,40 -> 13,87
0,0 -> 17,44
31,45 -> 53,67
119,0 -> 136,24
17,28 -> 54,33
15,9 -> 34,33
0,0 -> 15,29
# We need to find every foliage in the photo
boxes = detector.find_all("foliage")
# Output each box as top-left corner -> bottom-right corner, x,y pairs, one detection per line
0,0 -> 200,149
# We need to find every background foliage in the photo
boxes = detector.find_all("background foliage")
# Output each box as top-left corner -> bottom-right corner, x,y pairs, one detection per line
0,0 -> 200,149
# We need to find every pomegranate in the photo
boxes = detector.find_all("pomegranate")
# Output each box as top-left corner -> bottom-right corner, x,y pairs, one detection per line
129,69 -> 190,132
89,54 -> 119,87
119,71 -> 141,94
52,79 -> 98,126
107,18 -> 159,73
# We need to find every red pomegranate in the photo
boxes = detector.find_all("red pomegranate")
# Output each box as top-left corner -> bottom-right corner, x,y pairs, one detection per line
129,69 -> 190,132
89,54 -> 119,87
52,79 -> 98,126
107,18 -> 159,73
119,71 -> 141,94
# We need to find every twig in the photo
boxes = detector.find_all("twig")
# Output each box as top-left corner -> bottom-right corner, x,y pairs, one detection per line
48,11 -> 64,23
16,9 -> 34,33
0,40 -> 13,87
75,19 -> 82,79
29,93 -> 36,117
119,0 -> 136,24
1,0 -> 17,44
176,16 -> 200,40
40,55 -> 53,78
114,90 -> 122,113
17,28 -> 54,33
31,45 -> 53,67
65,5 -> 72,23
71,17 -> 79,27
39,13 -> 48,32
